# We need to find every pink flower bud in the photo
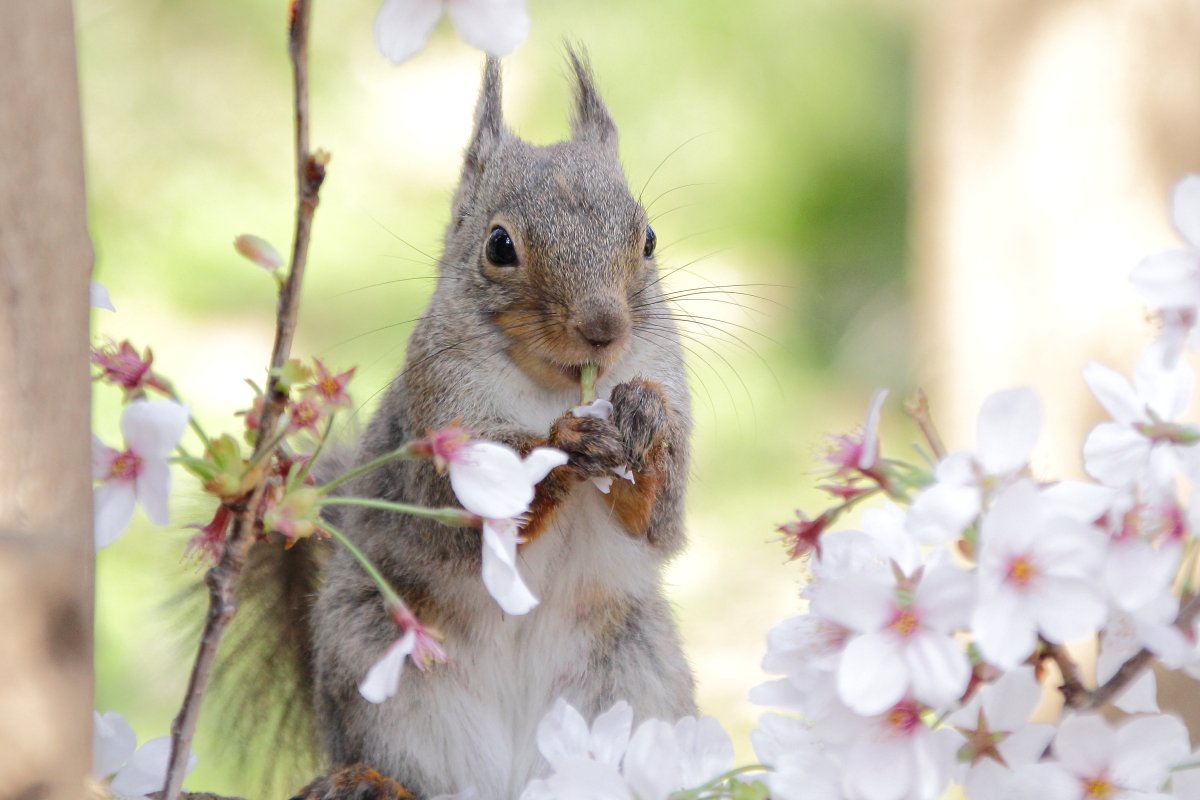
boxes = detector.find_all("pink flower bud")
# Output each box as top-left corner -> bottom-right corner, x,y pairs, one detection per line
234,234 -> 284,272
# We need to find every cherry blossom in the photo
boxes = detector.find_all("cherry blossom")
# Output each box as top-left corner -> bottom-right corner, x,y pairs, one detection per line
521,700 -> 734,800
92,400 -> 190,549
1082,344 -> 1198,490
359,604 -> 447,704
1131,174 -> 1200,364
374,0 -> 529,65
1032,714 -> 1190,800
970,480 -> 1107,669
944,667 -> 1057,800
93,711 -> 196,799
816,554 -> 974,715
445,440 -> 568,614
825,388 -> 889,477
838,698 -> 959,800
91,340 -> 169,399
306,358 -> 355,410
907,388 -> 1042,544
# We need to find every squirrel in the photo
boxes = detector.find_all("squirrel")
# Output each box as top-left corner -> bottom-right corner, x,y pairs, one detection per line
243,50 -> 695,800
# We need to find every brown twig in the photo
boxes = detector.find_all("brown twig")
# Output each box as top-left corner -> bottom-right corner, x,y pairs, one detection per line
1042,641 -> 1089,708
161,2 -> 325,797
1060,592 -> 1200,711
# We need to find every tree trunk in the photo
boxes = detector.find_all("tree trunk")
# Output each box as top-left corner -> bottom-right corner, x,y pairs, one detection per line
0,1 -> 95,797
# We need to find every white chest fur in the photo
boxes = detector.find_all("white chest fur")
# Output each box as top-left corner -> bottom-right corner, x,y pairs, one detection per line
385,356 -> 665,798
386,488 -> 657,798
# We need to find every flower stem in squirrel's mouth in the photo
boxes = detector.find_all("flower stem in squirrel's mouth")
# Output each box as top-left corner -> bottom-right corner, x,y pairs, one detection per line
580,363 -> 598,404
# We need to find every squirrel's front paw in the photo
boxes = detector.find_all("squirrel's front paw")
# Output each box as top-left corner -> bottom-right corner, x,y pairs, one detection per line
549,413 -> 626,480
610,378 -> 673,472
291,765 -> 414,800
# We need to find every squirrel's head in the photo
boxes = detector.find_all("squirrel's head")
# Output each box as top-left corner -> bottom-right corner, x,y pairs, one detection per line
442,50 -> 658,392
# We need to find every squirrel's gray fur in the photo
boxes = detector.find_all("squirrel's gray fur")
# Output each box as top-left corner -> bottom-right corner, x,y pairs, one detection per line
241,49 -> 695,800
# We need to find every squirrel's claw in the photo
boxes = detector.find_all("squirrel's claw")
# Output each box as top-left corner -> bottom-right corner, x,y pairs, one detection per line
610,378 -> 673,473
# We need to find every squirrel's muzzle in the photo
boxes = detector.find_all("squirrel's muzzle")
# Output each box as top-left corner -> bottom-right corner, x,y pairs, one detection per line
574,303 -> 629,350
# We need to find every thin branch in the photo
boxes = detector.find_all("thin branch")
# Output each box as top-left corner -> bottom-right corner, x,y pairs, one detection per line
1067,592 -> 1200,711
1042,641 -> 1089,708
162,2 -> 325,797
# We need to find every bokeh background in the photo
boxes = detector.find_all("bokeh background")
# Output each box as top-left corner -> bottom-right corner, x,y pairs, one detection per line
81,0 -> 1200,795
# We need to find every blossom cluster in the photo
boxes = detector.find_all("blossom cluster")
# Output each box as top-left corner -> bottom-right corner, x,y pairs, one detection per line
743,175 -> 1200,800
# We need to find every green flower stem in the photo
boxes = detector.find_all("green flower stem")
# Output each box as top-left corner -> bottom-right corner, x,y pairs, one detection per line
318,496 -> 479,528
160,379 -> 214,456
580,363 -> 598,404
245,418 -> 292,473
320,519 -> 404,609
667,765 -> 769,800
292,416 -> 335,490
317,443 -> 420,495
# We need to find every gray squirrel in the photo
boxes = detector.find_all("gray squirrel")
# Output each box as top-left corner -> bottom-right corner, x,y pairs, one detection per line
280,51 -> 696,799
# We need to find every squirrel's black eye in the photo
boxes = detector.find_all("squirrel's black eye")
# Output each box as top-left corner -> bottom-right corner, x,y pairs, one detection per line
643,225 -> 657,258
485,226 -> 519,267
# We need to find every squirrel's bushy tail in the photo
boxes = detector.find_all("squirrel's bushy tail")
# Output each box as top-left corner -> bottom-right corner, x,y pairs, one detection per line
204,532 -> 330,793
194,442 -> 356,795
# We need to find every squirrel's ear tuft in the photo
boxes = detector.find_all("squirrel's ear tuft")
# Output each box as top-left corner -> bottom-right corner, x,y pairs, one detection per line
464,57 -> 505,175
566,46 -> 617,153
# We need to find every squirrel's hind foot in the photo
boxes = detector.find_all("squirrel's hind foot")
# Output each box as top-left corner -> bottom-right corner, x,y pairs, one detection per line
291,765 -> 414,800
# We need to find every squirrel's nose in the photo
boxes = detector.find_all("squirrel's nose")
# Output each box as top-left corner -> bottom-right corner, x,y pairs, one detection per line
575,308 -> 627,349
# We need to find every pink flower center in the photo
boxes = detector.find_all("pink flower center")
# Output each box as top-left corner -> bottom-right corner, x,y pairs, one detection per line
108,449 -> 142,481
883,700 -> 922,737
1004,554 -> 1038,589
887,607 -> 922,639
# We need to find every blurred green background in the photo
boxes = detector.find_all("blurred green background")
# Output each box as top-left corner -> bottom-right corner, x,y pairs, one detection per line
83,0 -> 914,794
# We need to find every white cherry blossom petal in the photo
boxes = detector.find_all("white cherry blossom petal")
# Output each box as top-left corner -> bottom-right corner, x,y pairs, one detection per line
572,399 -> 613,420
109,736 -> 193,799
481,519 -> 538,615
1083,422 -> 1152,487
1030,578 -> 1107,645
1171,173 -> 1200,249
906,481 -> 980,544
450,441 -> 534,519
1083,362 -> 1145,425
975,387 -> 1042,476
1134,343 -> 1195,420
589,700 -> 633,768
623,718 -> 682,800
374,0 -> 443,64
673,716 -> 733,789
90,280 -> 116,311
445,0 -> 530,58
95,481 -> 137,550
837,633 -> 906,715
810,575 -> 893,633
1053,714 -> 1116,778
1111,714 -> 1190,791
536,698 -> 591,768
858,388 -> 888,469
1112,670 -> 1159,714
358,630 -> 416,704
972,589 -> 1038,670
120,400 -> 189,459
903,632 -> 970,710
92,435 -> 119,480
93,711 -> 136,779
521,446 -> 569,485
1131,249 -> 1200,308
135,459 -> 172,527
